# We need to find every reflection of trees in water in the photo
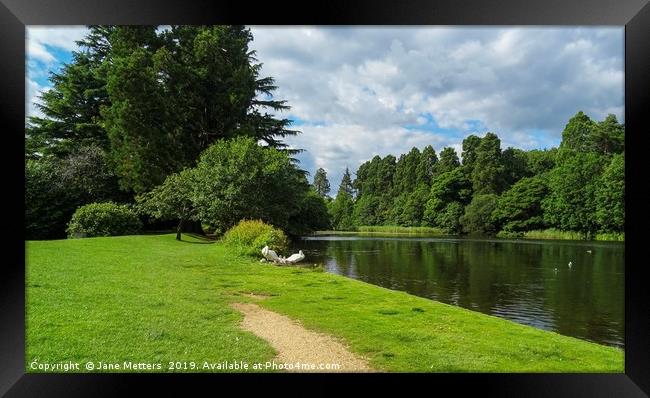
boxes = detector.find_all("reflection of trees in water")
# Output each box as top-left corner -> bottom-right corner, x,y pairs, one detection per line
303,237 -> 624,347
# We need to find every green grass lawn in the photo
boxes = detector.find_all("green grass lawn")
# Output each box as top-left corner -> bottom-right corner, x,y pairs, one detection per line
26,234 -> 624,372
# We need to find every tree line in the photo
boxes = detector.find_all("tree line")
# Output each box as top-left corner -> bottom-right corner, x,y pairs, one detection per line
318,111 -> 624,239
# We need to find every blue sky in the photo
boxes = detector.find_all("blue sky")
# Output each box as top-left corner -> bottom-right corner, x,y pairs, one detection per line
26,26 -> 624,195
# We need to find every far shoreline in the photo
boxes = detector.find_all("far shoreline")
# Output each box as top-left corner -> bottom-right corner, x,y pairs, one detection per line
309,227 -> 624,242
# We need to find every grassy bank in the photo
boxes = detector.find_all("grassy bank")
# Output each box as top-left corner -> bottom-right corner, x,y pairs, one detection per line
26,234 -> 623,372
506,229 -> 625,242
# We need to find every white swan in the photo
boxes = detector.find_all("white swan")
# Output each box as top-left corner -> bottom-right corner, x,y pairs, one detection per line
261,246 -> 305,264
285,250 -> 305,264
261,246 -> 281,262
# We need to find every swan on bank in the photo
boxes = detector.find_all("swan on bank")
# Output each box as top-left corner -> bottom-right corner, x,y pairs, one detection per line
261,245 -> 305,265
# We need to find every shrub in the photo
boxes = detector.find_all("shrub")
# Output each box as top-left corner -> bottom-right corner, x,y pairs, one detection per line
67,202 -> 142,238
192,137 -> 309,234
222,219 -> 289,256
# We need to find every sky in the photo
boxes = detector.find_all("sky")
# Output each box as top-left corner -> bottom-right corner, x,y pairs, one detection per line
26,26 -> 624,195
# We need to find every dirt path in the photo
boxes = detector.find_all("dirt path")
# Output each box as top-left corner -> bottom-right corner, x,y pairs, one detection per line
230,303 -> 372,372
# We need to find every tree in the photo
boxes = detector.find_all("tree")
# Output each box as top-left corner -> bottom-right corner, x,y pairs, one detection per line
526,148 -> 557,176
158,26 -> 299,157
338,167 -> 355,197
135,168 -> 199,240
26,158 -> 75,239
435,147 -> 461,174
26,145 -> 127,239
289,189 -> 332,234
330,168 -> 356,230
190,137 -> 309,235
102,26 -> 185,194
416,145 -> 438,186
593,114 -> 624,155
460,194 -> 499,235
353,194 -> 382,226
492,176 -> 548,232
393,147 -> 421,195
559,111 -> 596,154
423,168 -> 472,230
542,152 -> 604,237
26,50 -> 110,158
461,134 -> 482,173
595,153 -> 624,232
391,186 -> 429,227
58,144 -> 125,205
471,132 -> 504,195
501,147 -> 529,188
352,155 -> 396,225
433,202 -> 465,234
390,146 -> 433,226
312,168 -> 331,197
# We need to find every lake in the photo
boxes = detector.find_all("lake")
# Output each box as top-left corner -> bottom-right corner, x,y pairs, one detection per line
298,234 -> 624,348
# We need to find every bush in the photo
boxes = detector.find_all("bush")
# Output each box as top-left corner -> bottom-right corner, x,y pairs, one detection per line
67,202 -> 142,238
192,137 -> 309,234
222,219 -> 289,256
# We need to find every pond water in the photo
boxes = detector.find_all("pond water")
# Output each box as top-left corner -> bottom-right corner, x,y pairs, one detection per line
298,234 -> 624,348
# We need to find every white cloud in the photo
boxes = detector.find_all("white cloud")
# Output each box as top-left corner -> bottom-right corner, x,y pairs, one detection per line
27,41 -> 56,64
286,123 -> 452,192
25,78 -> 48,120
249,26 -> 624,192
27,25 -> 88,53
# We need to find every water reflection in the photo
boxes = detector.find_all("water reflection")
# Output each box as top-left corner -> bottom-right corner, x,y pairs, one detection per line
299,235 -> 624,348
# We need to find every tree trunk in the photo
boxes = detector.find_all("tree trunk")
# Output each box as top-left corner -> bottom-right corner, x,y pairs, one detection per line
176,218 -> 185,241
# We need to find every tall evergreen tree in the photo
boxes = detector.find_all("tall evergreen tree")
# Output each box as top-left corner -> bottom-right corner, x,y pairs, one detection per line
461,134 -> 482,173
393,147 -> 421,194
312,168 -> 331,197
416,145 -> 438,186
471,132 -> 504,195
329,167 -> 356,230
436,147 -> 461,174
338,167 -> 355,197
26,44 -> 110,157
353,155 -> 396,225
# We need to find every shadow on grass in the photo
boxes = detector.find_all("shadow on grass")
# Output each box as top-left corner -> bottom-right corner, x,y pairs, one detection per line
179,233 -> 217,244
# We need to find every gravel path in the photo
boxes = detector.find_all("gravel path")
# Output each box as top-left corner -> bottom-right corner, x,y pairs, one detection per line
231,303 -> 372,372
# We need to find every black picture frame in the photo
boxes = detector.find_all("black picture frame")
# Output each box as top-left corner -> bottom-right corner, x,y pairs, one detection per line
1,0 -> 648,396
